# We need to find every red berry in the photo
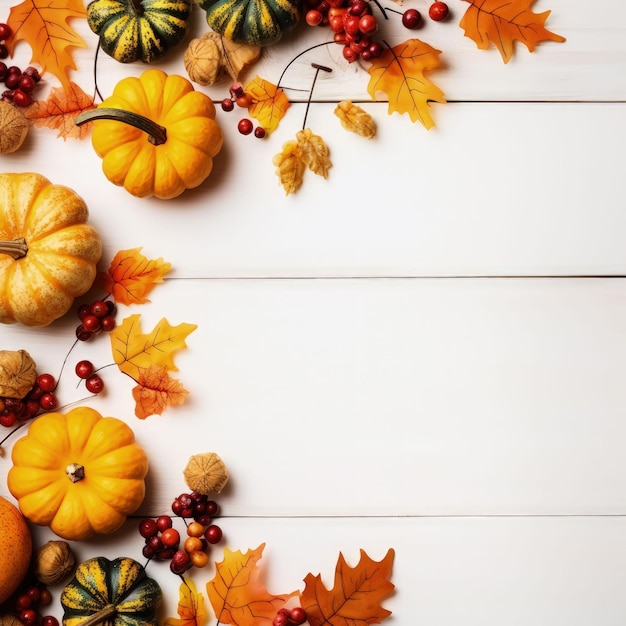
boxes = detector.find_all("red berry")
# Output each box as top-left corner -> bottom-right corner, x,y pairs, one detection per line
39,392 -> 57,411
254,126 -> 266,139
19,609 -> 38,626
342,45 -> 359,62
75,360 -> 94,379
358,14 -> 377,34
85,374 -> 104,394
0,412 -> 16,428
402,8 -> 421,29
90,300 -> 108,317
42,617 -> 59,626
305,9 -> 323,26
142,544 -> 156,559
147,535 -> 164,553
77,303 -> 91,319
204,524 -> 223,544
273,613 -> 289,626
22,66 -> 41,82
156,515 -> 173,532
237,118 -> 253,135
139,517 -> 158,538
0,62 -> 7,81
36,373 -> 56,392
161,527 -> 180,548
205,500 -> 219,516
349,0 -> 368,15
0,44 -> 7,60
18,74 -> 36,94
221,97 -> 234,112
0,24 -> 12,40
82,314 -> 100,332
229,83 -> 244,98
288,607 -> 307,625
76,324 -> 93,341
429,1 -> 449,21
100,315 -> 116,332
14,89 -> 33,108
25,400 -> 40,417
5,72 -> 20,89
38,588 -> 52,606
26,587 -> 41,604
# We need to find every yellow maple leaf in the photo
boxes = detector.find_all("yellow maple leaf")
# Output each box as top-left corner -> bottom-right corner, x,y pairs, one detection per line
367,39 -> 445,129
164,579 -> 208,626
110,314 -> 197,381
460,0 -> 566,63
97,247 -> 172,306
24,82 -> 95,140
245,76 -> 290,135
6,0 -> 87,90
207,544 -> 299,626
132,364 -> 190,419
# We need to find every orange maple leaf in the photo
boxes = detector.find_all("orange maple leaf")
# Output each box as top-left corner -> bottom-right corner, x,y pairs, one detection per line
245,76 -> 291,135
367,39 -> 445,129
301,549 -> 395,626
164,579 -> 208,626
207,544 -> 299,626
24,82 -> 95,140
131,364 -> 190,419
6,0 -> 87,90
110,314 -> 197,381
97,247 -> 172,306
460,0 -> 566,63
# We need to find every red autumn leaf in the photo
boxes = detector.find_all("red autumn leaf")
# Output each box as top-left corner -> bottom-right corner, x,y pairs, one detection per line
24,82 -> 95,140
131,364 -> 190,419
6,0 -> 87,90
98,247 -> 172,306
367,39 -> 445,129
460,0 -> 566,63
301,549 -> 395,626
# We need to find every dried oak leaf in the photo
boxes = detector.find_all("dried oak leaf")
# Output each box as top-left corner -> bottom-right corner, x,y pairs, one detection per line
207,544 -> 299,626
367,39 -> 445,129
296,129 -> 331,179
245,76 -> 290,135
164,578 -> 208,626
132,364 -> 190,419
334,100 -> 376,139
97,247 -> 172,306
460,0 -> 566,64
301,549 -> 395,626
6,0 -> 87,90
24,82 -> 95,140
273,139 -> 305,195
110,314 -> 197,382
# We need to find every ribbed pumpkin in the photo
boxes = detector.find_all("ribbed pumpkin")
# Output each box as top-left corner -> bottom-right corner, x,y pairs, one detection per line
61,557 -> 161,626
86,0 -> 192,63
75,69 -> 223,200
0,172 -> 102,327
7,407 -> 149,542
198,0 -> 302,46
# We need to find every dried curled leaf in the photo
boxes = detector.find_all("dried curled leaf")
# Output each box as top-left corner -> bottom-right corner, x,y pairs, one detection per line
334,100 -> 376,139
184,452 -> 229,495
0,350 -> 37,399
222,37 -> 262,82
273,139 -> 305,195
296,129 -> 332,179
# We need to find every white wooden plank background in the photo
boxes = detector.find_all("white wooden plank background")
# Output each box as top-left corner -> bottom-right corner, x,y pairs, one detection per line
1,0 -> 625,623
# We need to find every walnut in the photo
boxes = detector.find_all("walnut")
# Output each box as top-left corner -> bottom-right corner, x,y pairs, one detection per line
33,540 -> 76,585
0,350 -> 37,399
0,102 -> 29,154
183,452 -> 229,494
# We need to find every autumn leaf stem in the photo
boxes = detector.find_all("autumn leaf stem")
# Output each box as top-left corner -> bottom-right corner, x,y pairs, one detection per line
302,64 -> 332,130
276,41 -> 335,89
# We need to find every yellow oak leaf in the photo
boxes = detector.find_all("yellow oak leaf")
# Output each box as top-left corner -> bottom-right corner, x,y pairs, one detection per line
301,549 -> 395,626
131,364 -> 190,419
460,0 -> 566,64
367,39 -> 445,129
97,247 -> 172,306
207,544 -> 299,626
164,578 -> 208,626
245,76 -> 290,135
6,0 -> 87,90
110,314 -> 197,381
295,129 -> 331,179
272,139 -> 305,195
24,82 -> 95,140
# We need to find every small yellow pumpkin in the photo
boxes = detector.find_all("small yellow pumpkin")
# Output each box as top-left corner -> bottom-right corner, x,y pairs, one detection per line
75,69 -> 223,200
7,406 -> 149,542
0,172 -> 103,326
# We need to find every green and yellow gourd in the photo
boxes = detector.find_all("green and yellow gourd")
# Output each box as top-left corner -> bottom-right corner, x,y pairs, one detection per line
61,557 -> 161,626
86,0 -> 192,63
198,0 -> 302,47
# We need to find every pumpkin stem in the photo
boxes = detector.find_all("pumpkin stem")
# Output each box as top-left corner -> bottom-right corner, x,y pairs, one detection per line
75,108 -> 167,146
66,462 -> 85,483
75,604 -> 117,626
0,237 -> 27,259
129,0 -> 144,15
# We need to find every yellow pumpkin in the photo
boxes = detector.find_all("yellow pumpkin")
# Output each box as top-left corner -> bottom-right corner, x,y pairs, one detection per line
7,406 -> 149,542
75,69 -> 223,200
0,172 -> 103,326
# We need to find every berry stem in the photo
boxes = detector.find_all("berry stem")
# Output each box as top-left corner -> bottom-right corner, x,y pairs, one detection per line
370,0 -> 390,19
302,64 -> 332,130
276,41 -> 335,89
75,108 -> 167,146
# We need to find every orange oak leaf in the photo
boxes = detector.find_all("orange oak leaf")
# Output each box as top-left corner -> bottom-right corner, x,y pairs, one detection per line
131,364 -> 190,419
245,76 -> 291,135
164,579 -> 208,626
24,82 -> 95,140
6,0 -> 87,90
97,247 -> 172,306
367,39 -> 445,129
460,0 -> 566,63
207,544 -> 299,626
301,548 -> 395,626
110,314 -> 197,381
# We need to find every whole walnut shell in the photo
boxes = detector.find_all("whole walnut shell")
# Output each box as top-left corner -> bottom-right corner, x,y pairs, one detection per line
0,102 -> 29,154
184,34 -> 223,86
0,350 -> 37,399
0,615 -> 22,626
183,452 -> 229,494
33,540 -> 77,585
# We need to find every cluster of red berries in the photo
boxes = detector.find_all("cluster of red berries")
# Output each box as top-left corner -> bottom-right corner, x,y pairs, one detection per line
139,492 -> 224,576
220,83 -> 266,138
0,372 -> 58,429
74,359 -> 105,395
273,607 -> 307,626
9,582 -> 58,626
76,299 -> 116,341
